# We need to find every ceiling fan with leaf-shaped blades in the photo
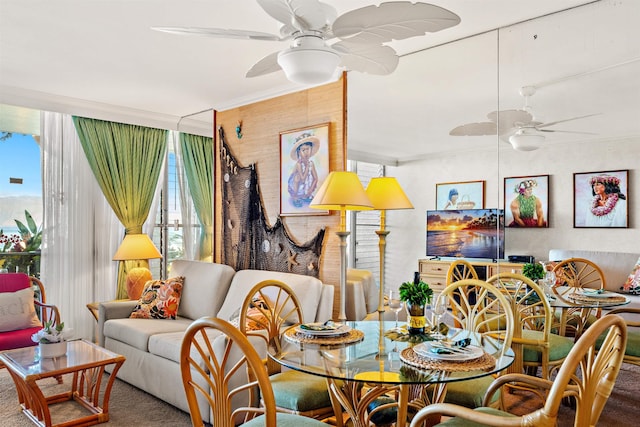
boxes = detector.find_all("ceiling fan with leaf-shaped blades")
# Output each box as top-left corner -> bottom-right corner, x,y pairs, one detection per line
152,0 -> 460,84
450,86 -> 599,151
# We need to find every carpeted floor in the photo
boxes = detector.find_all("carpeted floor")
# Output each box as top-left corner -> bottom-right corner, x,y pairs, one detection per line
1,363 -> 639,426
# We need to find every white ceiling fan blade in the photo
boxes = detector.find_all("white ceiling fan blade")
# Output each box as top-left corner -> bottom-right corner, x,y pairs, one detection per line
257,0 -> 334,32
152,26 -> 282,41
487,109 -> 532,135
537,129 -> 598,135
449,122 -> 497,136
535,113 -> 601,129
332,2 -> 460,44
246,51 -> 282,78
333,42 -> 398,75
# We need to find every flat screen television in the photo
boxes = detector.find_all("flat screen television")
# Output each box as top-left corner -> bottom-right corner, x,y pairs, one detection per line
426,209 -> 505,260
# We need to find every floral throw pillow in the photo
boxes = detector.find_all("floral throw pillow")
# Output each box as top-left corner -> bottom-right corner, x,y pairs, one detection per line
621,257 -> 640,295
229,296 -> 273,331
130,277 -> 184,319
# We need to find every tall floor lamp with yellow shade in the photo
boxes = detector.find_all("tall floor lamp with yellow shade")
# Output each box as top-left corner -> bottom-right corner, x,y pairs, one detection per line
310,171 -> 373,322
113,233 -> 162,300
365,177 -> 414,313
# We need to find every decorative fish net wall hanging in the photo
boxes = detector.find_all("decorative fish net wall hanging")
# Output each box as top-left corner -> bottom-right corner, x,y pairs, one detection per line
219,127 -> 325,277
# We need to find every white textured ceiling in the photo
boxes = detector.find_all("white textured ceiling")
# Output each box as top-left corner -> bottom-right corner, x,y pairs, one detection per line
1,1 -> 638,162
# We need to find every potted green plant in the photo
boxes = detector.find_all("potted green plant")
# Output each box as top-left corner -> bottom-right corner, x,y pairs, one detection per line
522,263 -> 544,282
399,279 -> 433,334
31,320 -> 72,358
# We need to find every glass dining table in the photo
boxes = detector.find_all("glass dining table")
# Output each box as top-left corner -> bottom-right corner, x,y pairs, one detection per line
549,286 -> 630,337
270,318 -> 514,427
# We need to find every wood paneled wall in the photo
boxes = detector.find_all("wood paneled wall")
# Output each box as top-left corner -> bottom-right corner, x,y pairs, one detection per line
214,74 -> 347,319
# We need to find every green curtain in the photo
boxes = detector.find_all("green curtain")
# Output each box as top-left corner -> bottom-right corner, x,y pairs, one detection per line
180,133 -> 213,261
73,116 -> 167,299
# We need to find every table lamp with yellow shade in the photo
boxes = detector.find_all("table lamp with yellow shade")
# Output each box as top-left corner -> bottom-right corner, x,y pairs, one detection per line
113,233 -> 162,300
310,171 -> 373,321
365,177 -> 414,313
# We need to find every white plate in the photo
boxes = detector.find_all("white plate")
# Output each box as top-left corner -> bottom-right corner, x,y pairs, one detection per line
577,289 -> 619,298
413,342 -> 484,361
295,323 -> 351,336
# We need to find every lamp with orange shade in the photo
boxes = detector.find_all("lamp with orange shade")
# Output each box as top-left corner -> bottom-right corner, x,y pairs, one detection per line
113,234 -> 162,300
310,171 -> 373,321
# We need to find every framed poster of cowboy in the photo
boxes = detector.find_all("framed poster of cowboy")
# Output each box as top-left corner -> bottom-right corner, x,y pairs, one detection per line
279,123 -> 330,216
573,169 -> 629,228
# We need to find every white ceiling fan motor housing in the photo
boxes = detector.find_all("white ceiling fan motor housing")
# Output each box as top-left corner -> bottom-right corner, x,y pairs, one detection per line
277,33 -> 341,84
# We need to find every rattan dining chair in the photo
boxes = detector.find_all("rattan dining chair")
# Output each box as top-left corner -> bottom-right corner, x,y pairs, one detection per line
408,314 -> 627,427
602,307 -> 640,366
552,257 -> 606,337
487,273 -> 574,381
180,317 -> 329,427
239,280 -> 337,423
421,279 -> 515,409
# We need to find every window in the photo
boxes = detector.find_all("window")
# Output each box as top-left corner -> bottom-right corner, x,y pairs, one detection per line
351,161 -> 384,284
0,128 -> 43,275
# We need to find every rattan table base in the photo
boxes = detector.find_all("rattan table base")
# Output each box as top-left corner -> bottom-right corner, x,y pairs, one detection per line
399,347 -> 496,372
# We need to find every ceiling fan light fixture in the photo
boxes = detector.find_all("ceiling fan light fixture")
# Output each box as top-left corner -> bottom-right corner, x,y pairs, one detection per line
508,129 -> 544,151
277,45 -> 340,85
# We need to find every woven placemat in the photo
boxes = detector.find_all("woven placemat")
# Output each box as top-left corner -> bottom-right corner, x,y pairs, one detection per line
399,347 -> 496,372
384,323 -> 449,344
283,327 -> 365,345
567,293 -> 627,303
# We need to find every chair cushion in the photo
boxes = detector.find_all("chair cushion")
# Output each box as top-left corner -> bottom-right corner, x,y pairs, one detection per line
270,370 -> 332,411
0,326 -> 41,350
438,406 -> 517,426
244,412 -> 327,426
0,272 -> 31,293
522,330 -> 574,362
0,287 -> 41,332
130,277 -> 184,319
597,329 -> 640,357
443,375 -> 499,408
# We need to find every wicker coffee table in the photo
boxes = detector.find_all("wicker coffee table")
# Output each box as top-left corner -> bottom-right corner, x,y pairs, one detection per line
0,339 -> 125,427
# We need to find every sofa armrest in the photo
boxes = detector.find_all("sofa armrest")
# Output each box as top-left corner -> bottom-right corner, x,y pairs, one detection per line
97,300 -> 137,347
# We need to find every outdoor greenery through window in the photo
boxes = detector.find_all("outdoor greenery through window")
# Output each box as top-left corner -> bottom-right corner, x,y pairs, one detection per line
0,131 -> 43,276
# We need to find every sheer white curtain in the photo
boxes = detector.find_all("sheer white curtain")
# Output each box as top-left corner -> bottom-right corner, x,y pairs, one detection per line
173,131 -> 199,260
40,112 -> 122,342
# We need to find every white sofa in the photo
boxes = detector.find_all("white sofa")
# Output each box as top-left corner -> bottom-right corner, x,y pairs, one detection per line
97,260 -> 334,421
548,249 -> 640,309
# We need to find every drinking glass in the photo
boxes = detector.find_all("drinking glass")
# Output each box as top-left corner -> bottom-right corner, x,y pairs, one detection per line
431,297 -> 448,340
388,290 -> 403,330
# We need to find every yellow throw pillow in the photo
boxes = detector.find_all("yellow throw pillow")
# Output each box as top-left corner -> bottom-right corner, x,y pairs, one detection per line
130,277 -> 184,319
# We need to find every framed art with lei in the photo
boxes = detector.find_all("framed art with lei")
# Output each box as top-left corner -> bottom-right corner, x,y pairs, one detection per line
573,169 -> 628,228
504,175 -> 549,228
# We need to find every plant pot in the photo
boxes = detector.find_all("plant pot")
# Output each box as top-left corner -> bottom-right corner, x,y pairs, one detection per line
407,303 -> 426,335
39,341 -> 67,358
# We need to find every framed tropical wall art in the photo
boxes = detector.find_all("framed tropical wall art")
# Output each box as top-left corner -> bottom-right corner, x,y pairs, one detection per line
573,169 -> 628,228
504,175 -> 549,227
279,123 -> 330,216
435,180 -> 485,210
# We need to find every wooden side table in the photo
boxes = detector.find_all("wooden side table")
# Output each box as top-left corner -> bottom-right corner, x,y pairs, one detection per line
0,339 -> 125,427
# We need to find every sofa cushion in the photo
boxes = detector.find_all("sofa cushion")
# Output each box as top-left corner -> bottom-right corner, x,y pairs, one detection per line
169,260 -> 235,320
103,317 -> 192,351
0,287 -> 41,332
217,270 -> 324,324
130,277 -> 184,319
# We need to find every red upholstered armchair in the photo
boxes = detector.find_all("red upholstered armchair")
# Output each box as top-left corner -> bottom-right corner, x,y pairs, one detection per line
0,273 -> 61,352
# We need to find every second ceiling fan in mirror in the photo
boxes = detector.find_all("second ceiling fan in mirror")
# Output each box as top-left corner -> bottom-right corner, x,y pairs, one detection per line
450,86 -> 599,151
